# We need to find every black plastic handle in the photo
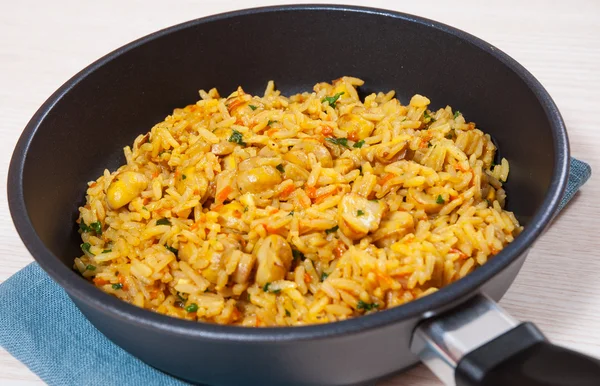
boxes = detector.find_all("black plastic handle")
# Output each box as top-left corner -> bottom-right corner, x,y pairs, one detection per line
456,322 -> 600,386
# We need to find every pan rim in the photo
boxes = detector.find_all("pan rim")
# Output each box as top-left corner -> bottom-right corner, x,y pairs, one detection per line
7,3 -> 569,342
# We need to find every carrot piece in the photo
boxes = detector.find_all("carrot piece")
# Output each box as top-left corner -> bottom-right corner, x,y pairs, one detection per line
378,173 -> 395,185
304,273 -> 312,283
321,126 -> 333,137
305,185 -> 317,199
216,185 -> 233,202
280,184 -> 295,199
93,278 -> 109,286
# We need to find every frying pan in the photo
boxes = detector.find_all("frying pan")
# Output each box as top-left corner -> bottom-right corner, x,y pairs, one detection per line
7,4 -> 600,386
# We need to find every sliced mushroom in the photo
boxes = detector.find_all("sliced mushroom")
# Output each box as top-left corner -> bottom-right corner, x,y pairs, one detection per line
236,165 -> 282,194
232,253 -> 256,284
106,171 -> 149,210
371,211 -> 415,247
254,234 -> 293,286
337,193 -> 387,240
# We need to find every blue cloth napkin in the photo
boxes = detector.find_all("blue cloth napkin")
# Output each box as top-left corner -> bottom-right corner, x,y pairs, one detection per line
0,157 -> 591,386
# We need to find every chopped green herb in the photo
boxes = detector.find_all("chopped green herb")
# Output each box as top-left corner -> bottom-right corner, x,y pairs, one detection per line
357,210 -> 365,216
436,195 -> 445,204
485,199 -> 492,206
80,242 -> 92,254
165,245 -> 178,255
272,289 -> 281,295
292,249 -> 305,261
427,141 -> 432,148
85,265 -> 96,271
445,130 -> 455,139
102,249 -> 112,253
185,303 -> 199,313
243,206 -> 249,213
322,92 -> 345,108
142,206 -> 148,211
247,294 -> 251,302
285,309 -> 291,317
228,129 -> 246,146
288,211 -> 294,216
267,120 -> 276,126
249,104 -> 258,111
353,139 -> 365,148
276,164 -> 285,173
80,221 -> 102,235
325,137 -> 349,148
325,225 -> 339,234
112,283 -> 123,290
321,272 -> 329,281
424,111 -> 435,122
370,199 -> 379,203
357,300 -> 379,311
454,110 -> 461,119
177,292 -> 186,301
182,174 -> 187,180
263,282 -> 271,292
156,218 -> 171,226
79,222 -> 91,232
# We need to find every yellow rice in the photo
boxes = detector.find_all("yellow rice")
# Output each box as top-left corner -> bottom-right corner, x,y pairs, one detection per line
74,76 -> 521,326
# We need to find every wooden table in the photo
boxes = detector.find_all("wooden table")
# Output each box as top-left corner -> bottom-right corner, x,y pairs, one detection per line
1,0 -> 598,384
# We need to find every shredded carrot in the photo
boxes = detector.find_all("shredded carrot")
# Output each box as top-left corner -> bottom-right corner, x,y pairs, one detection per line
333,241 -> 347,258
450,248 -> 468,259
152,171 -> 160,179
255,316 -> 262,327
305,185 -> 317,199
216,185 -> 233,202
193,189 -> 200,195
190,221 -> 200,231
212,204 -> 223,212
232,210 -> 242,219
267,127 -> 278,137
304,273 -> 312,283
174,170 -> 181,178
89,182 -> 97,188
280,184 -> 295,199
378,172 -> 395,185
321,126 -> 333,137
93,278 -> 109,286
150,290 -> 159,300
348,131 -> 359,141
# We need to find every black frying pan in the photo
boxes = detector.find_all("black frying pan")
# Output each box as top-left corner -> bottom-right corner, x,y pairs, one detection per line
7,5 -> 600,386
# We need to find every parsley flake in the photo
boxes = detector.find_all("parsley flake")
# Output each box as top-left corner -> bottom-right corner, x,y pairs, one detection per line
325,225 -> 339,234
249,105 -> 258,111
112,283 -> 123,290
436,195 -> 445,204
322,92 -> 345,108
454,110 -> 461,119
86,265 -> 96,271
276,164 -> 285,173
156,218 -> 171,226
165,245 -> 178,255
353,139 -> 365,148
81,242 -> 92,255
357,300 -> 379,311
321,272 -> 329,281
228,129 -> 246,146
325,137 -> 349,148
357,210 -> 365,216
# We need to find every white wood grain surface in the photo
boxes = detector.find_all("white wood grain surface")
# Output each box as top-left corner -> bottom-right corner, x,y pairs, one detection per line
1,1 -> 599,385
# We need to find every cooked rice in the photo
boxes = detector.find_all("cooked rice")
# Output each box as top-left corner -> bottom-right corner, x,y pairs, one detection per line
74,77 -> 521,326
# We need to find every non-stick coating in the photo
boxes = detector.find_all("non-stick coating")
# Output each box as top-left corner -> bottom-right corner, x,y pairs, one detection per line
7,5 -> 568,385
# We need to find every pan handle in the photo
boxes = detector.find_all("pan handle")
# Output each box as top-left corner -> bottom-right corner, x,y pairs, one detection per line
410,294 -> 600,386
